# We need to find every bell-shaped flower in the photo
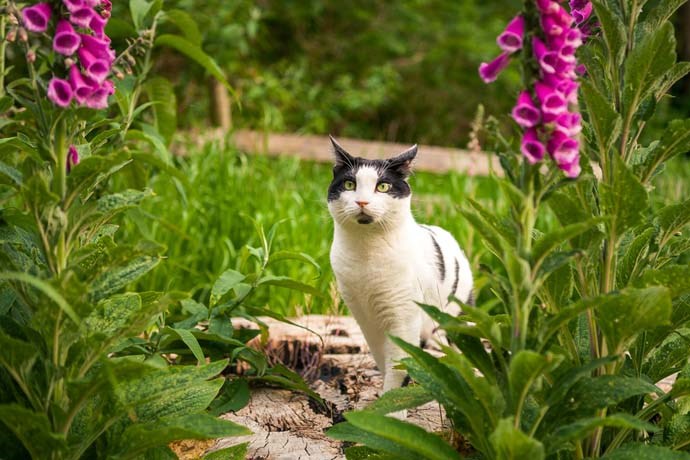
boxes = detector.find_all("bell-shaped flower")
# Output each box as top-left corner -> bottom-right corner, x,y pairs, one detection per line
80,34 -> 115,63
479,52 -> 511,83
558,157 -> 581,178
548,130 -> 579,163
70,7 -> 96,29
536,0 -> 559,13
543,75 -> 579,104
68,65 -> 97,104
572,2 -> 593,24
63,0 -> 85,13
533,37 -> 569,75
511,91 -> 541,128
78,47 -> 110,83
554,112 -> 582,137
535,81 -> 568,121
47,77 -> 73,107
85,80 -> 114,109
89,12 -> 107,37
67,145 -> 80,172
521,128 -> 546,164
53,20 -> 81,56
21,3 -> 52,33
497,15 -> 525,53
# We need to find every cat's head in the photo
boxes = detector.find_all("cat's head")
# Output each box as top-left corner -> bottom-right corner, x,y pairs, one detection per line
327,135 -> 417,229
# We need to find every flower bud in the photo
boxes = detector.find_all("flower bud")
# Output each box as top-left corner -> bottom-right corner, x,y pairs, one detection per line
65,57 -> 75,67
26,50 -> 36,63
18,27 -> 28,42
8,14 -> 19,25
6,27 -> 17,42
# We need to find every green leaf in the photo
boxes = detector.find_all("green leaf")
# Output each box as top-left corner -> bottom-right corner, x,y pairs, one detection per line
544,414 -> 655,454
580,79 -> 622,156
566,375 -> 660,413
489,418 -> 544,460
0,405 -> 66,458
168,327 -> 206,364
532,219 -> 602,268
622,21 -> 675,124
258,275 -> 323,298
130,0 -> 153,29
640,119 -> 690,183
96,189 -> 154,214
591,1 -> 627,68
596,287 -> 672,353
145,77 -> 177,146
639,0 -> 687,32
361,385 -> 433,415
600,154 -> 648,236
161,9 -> 203,45
655,197 -> 690,245
544,357 -> 619,407
344,446 -> 399,460
508,351 -> 560,414
203,443 -> 249,460
330,412 -> 462,460
210,269 -> 245,307
0,271 -> 81,325
0,161 -> 22,186
116,414 -> 250,458
601,443 -> 690,459
638,265 -> 690,298
208,378 -> 250,416
126,129 -> 172,163
656,62 -> 690,101
617,227 -> 655,287
154,35 -> 233,92
88,256 -> 160,302
642,328 -> 690,382
268,250 -> 321,275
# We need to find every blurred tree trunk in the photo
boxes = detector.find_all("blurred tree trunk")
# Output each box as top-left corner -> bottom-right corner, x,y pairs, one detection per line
208,77 -> 232,130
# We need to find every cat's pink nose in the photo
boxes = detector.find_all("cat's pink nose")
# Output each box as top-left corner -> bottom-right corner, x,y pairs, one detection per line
356,200 -> 369,208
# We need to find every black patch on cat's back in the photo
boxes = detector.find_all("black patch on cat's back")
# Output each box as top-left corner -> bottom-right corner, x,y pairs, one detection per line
421,225 -> 445,281
451,258 -> 460,296
327,157 -> 412,202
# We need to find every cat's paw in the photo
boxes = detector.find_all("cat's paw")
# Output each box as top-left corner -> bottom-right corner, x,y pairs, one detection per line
388,409 -> 408,420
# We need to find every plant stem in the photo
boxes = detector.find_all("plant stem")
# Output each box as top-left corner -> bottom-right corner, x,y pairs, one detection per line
0,13 -> 6,98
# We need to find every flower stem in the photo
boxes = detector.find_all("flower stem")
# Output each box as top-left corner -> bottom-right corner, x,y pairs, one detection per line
0,12 -> 6,98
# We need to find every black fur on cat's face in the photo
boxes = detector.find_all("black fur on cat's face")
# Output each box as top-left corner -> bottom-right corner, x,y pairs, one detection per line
327,136 -> 417,226
327,136 -> 417,202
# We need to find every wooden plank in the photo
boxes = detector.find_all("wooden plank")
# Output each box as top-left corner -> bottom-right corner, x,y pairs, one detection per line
188,129 -> 501,176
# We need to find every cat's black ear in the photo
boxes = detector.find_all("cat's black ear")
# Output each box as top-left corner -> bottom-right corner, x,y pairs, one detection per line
387,145 -> 418,177
329,135 -> 354,168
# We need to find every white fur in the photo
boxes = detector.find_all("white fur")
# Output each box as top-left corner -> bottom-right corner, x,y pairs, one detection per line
328,165 -> 473,405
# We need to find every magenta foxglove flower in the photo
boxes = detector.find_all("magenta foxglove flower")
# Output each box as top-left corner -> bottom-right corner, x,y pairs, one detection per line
63,0 -> 85,13
89,12 -> 107,37
78,48 -> 109,83
47,77 -> 73,107
68,65 -> 97,104
536,0 -> 559,14
512,91 -> 541,128
548,130 -> 579,163
21,3 -> 52,33
85,80 -> 114,109
555,112 -> 582,137
70,7 -> 96,29
53,20 -> 81,56
559,158 -> 581,178
479,52 -> 511,83
497,15 -> 525,53
67,145 -> 80,172
572,2 -> 593,24
80,34 -> 115,63
101,0 -> 112,19
535,82 -> 568,120
521,128 -> 546,164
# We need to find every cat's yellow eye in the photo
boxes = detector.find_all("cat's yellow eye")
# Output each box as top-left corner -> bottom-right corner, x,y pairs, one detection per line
344,180 -> 356,191
376,182 -> 392,193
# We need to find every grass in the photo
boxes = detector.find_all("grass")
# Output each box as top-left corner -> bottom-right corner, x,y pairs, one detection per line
120,138 -> 689,316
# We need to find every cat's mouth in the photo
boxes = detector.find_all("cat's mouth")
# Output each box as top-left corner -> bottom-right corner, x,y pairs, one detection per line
356,212 -> 374,225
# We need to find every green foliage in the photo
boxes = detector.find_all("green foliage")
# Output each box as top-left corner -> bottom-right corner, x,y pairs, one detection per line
328,1 -> 690,458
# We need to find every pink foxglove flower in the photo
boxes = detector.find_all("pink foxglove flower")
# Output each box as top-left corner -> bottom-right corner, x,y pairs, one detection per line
68,65 -> 97,104
479,52 -> 511,83
572,2 -> 593,24
85,80 -> 114,109
512,91 -> 541,128
559,158 -> 582,178
53,20 -> 81,56
67,145 -> 80,172
497,15 -> 525,53
536,0 -> 559,14
70,7 -> 96,29
535,82 -> 568,120
47,77 -> 73,107
80,34 -> 115,63
521,128 -> 546,164
89,13 -> 107,37
548,130 -> 579,164
555,112 -> 582,137
63,0 -> 85,13
21,3 -> 52,33
78,48 -> 109,83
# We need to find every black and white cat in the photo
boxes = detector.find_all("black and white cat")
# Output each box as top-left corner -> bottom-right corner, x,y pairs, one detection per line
327,136 -> 473,401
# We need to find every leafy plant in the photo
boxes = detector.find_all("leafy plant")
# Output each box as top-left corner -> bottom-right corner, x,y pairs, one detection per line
0,0 -> 250,457
328,0 -> 690,458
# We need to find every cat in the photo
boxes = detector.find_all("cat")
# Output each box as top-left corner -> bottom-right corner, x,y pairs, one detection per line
327,135 -> 474,405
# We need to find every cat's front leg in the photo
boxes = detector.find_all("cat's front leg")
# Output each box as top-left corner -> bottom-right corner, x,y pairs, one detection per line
382,309 -> 422,419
